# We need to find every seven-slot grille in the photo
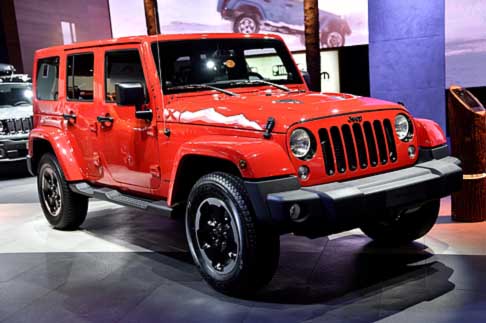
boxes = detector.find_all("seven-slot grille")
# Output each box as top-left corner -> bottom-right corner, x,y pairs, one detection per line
0,117 -> 33,135
318,119 -> 397,175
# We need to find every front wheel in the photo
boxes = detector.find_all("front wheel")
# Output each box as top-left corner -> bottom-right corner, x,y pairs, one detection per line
37,153 -> 88,230
233,14 -> 260,33
360,199 -> 440,245
186,172 -> 279,296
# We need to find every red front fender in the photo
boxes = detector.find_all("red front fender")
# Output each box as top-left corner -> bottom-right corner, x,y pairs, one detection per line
414,118 -> 447,148
167,135 -> 296,204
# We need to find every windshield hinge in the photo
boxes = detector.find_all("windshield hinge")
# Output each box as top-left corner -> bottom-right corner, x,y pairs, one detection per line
263,117 -> 275,139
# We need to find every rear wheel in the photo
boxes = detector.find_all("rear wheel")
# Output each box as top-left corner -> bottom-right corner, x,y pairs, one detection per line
37,153 -> 88,230
321,30 -> 345,48
186,172 -> 279,296
360,200 -> 440,244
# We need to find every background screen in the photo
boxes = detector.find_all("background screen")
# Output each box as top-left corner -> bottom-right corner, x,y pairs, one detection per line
109,0 -> 368,50
446,0 -> 486,88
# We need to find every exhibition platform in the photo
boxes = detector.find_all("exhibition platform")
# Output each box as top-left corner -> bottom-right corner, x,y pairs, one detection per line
0,174 -> 484,323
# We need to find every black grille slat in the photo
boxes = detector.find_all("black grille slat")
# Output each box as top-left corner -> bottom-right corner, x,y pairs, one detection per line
373,120 -> 388,165
363,121 -> 378,167
21,118 -> 30,131
318,129 -> 335,175
383,119 -> 397,162
341,125 -> 357,171
352,123 -> 368,169
15,119 -> 22,132
330,126 -> 346,173
7,120 -> 15,133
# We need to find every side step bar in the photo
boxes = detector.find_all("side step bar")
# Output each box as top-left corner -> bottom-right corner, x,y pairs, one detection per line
70,182 -> 172,217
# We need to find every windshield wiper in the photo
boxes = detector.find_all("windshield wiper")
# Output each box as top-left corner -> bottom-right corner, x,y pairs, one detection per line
167,84 -> 237,96
230,79 -> 291,92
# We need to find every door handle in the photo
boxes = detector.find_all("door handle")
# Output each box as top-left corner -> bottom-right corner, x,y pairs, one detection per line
97,115 -> 114,123
62,112 -> 76,124
97,115 -> 114,129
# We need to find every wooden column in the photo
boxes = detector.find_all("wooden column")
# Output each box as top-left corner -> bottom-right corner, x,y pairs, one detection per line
143,0 -> 160,35
448,85 -> 486,222
304,0 -> 321,92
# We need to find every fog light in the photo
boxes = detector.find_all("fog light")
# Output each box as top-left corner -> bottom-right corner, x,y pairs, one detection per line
298,165 -> 310,180
289,203 -> 301,221
0,148 -> 5,159
408,145 -> 416,159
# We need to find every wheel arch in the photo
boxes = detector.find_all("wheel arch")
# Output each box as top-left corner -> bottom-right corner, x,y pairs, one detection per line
29,129 -> 85,180
320,16 -> 348,34
167,136 -> 295,206
169,154 -> 241,206
235,3 -> 264,20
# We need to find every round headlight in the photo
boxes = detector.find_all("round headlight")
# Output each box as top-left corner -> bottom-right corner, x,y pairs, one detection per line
290,128 -> 312,159
395,114 -> 412,141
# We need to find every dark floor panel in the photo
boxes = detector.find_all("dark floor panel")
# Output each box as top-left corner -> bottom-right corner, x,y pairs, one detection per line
3,240 -> 485,322
0,179 -> 485,323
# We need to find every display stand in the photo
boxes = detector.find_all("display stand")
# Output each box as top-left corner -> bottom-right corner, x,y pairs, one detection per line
447,85 -> 486,222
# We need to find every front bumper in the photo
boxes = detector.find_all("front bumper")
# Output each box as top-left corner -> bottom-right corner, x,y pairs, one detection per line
0,135 -> 28,164
245,151 -> 462,238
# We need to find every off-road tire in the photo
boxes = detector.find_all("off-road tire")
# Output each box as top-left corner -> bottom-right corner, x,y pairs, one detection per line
360,199 -> 440,245
321,30 -> 346,48
37,153 -> 88,230
233,14 -> 260,33
186,172 -> 279,296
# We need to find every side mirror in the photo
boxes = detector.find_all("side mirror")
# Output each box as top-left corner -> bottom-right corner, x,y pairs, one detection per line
301,71 -> 312,89
115,83 -> 145,108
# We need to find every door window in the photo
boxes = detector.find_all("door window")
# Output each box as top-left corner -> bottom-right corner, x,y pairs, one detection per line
105,50 -> 147,103
66,53 -> 94,101
36,57 -> 59,101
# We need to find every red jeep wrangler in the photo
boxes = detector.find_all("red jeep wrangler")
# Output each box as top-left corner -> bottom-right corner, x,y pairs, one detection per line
28,34 -> 461,295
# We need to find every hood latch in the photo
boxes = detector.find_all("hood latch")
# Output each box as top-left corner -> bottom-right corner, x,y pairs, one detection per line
263,117 -> 275,139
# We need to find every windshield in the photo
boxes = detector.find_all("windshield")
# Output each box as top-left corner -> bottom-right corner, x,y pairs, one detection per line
0,83 -> 33,108
151,38 -> 303,94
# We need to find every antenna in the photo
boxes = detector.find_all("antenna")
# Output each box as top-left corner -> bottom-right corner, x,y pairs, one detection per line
153,2 -> 170,137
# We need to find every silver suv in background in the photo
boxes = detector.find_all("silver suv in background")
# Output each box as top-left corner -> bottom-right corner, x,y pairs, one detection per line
0,74 -> 33,172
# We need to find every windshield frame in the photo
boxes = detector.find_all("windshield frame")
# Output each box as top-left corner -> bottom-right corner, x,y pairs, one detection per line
151,38 -> 304,95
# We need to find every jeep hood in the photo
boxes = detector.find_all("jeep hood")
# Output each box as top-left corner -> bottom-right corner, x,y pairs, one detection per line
166,92 -> 406,133
0,105 -> 33,120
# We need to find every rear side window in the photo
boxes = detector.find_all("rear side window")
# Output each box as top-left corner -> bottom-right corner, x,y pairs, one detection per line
105,50 -> 146,103
66,53 -> 94,101
36,57 -> 59,101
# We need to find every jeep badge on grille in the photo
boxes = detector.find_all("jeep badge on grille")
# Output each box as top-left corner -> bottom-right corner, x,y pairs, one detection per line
348,116 -> 363,123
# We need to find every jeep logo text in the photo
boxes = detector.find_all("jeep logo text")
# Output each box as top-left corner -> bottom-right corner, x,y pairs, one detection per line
348,116 -> 363,123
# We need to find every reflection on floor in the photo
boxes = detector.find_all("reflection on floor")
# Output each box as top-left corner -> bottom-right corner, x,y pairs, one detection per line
0,176 -> 485,322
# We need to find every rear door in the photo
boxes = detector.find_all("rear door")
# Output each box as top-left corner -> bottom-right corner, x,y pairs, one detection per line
96,45 -> 160,190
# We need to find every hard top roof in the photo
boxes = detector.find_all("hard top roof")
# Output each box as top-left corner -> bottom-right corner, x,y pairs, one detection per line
35,33 -> 283,57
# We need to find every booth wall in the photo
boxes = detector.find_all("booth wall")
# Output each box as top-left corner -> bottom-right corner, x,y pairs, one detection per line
368,0 -> 446,129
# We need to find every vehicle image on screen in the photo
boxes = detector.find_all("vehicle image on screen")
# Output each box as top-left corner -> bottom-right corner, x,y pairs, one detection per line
217,0 -> 352,48
0,79 -> 33,170
29,33 -> 461,296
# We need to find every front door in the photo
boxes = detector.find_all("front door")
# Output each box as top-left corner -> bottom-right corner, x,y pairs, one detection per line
63,51 -> 101,179
96,46 -> 160,190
